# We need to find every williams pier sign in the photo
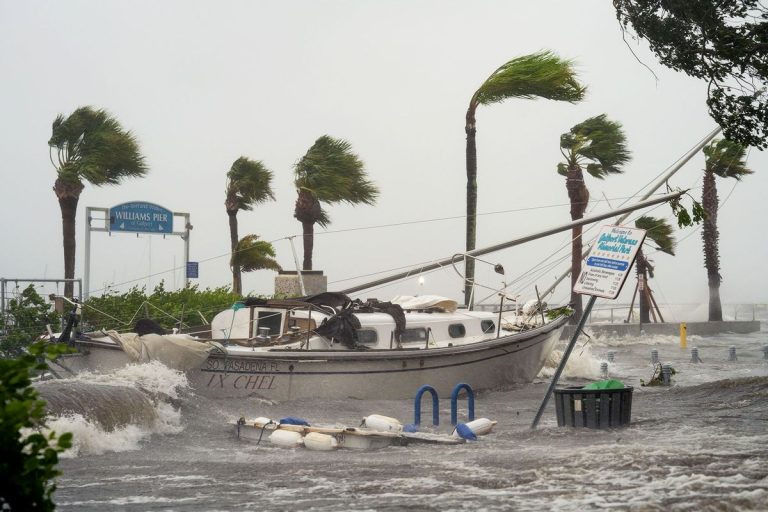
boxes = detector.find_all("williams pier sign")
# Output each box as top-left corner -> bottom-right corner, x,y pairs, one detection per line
109,201 -> 174,233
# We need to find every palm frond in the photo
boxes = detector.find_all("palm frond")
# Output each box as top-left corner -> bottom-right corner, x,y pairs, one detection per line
231,235 -> 282,273
475,50 -> 586,106
703,138 -> 753,180
294,135 -> 379,206
558,114 -> 631,179
635,216 -> 676,256
48,106 -> 148,185
225,157 -> 276,211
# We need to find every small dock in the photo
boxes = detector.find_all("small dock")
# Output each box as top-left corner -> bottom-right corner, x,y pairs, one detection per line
561,320 -> 761,339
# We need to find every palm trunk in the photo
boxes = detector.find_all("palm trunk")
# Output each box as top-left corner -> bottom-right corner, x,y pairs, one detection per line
302,221 -> 314,271
227,210 -> 241,296
565,164 -> 588,323
464,103 -> 478,307
701,169 -> 722,321
54,178 -> 84,299
636,250 -> 650,323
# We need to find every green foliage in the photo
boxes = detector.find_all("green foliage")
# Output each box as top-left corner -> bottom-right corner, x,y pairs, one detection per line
635,216 -> 676,256
49,106 -> 147,185
80,282 -> 245,332
615,1 -> 768,149
546,306 -> 574,320
558,114 -> 631,179
0,342 -> 73,511
232,235 -> 282,273
703,139 -> 753,180
224,157 -> 275,212
294,135 -> 379,210
669,193 -> 706,228
0,286 -> 60,359
473,51 -> 586,106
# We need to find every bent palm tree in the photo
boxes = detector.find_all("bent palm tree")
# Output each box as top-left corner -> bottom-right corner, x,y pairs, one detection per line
634,216 -> 676,323
225,157 -> 275,295
701,139 -> 752,321
464,51 -> 585,306
48,106 -> 147,297
558,115 -> 630,322
294,135 -> 378,270
231,235 -> 282,293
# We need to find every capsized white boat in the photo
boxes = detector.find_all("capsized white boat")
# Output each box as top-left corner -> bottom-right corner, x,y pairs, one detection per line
233,415 -> 471,449
49,292 -> 568,400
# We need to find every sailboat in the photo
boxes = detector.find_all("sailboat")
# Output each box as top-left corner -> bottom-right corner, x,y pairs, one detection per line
47,192 -> 685,400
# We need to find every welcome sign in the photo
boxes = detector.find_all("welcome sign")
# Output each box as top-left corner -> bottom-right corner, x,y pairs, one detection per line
109,201 -> 174,234
573,225 -> 646,299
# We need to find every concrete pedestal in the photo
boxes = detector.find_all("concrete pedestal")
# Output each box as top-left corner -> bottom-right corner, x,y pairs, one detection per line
275,270 -> 327,297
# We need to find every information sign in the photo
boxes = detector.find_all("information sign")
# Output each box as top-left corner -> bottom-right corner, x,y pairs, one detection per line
109,202 -> 173,233
573,225 -> 646,299
186,261 -> 199,279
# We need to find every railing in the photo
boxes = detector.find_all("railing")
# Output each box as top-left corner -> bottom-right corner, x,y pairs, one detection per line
474,302 -> 768,323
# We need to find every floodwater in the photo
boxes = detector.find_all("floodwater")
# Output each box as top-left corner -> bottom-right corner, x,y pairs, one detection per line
41,322 -> 768,511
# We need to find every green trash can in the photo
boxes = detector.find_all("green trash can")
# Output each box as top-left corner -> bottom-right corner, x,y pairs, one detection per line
554,386 -> 633,429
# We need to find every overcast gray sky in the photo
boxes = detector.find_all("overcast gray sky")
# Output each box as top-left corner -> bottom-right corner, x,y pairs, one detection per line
1,0 -> 766,314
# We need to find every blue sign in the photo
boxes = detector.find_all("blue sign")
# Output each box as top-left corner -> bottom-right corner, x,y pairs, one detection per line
109,202 -> 173,233
186,262 -> 199,279
585,256 -> 629,272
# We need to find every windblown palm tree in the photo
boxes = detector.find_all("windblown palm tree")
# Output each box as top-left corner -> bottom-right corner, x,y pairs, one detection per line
557,115 -> 630,322
464,51 -> 586,306
225,157 -> 275,295
48,106 -> 147,297
701,139 -> 752,321
231,235 -> 282,291
634,216 -> 676,323
294,135 -> 378,270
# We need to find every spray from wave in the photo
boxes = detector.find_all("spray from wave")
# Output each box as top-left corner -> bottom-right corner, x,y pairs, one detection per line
35,361 -> 188,457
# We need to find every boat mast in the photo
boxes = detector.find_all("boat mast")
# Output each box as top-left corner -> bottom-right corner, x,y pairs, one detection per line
339,190 -> 686,295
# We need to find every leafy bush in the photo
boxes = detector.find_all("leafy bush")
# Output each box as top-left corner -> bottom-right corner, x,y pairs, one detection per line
0,286 -> 60,359
81,281 -> 247,332
0,342 -> 73,511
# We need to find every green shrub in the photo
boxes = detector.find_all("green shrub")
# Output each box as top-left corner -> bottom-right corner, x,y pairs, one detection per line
0,342 -> 73,510
0,286 -> 60,359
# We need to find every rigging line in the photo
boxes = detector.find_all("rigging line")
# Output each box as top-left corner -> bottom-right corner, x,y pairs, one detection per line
345,266 -> 447,299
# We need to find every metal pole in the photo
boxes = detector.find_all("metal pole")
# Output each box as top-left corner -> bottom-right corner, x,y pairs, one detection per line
287,236 -> 307,296
183,213 -> 190,289
84,207 -> 92,300
1,278 -> 5,325
340,190 -> 685,295
531,294 -> 597,429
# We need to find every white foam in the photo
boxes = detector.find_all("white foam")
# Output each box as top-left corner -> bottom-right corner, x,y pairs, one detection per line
71,360 -> 189,399
539,344 -> 602,379
41,362 -> 187,457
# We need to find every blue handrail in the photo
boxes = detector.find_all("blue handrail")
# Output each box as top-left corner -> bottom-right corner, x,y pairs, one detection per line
450,382 -> 475,426
413,385 -> 439,426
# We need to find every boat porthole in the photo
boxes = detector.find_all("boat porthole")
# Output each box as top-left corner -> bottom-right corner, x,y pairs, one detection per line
288,364 -> 295,372
401,361 -> 407,368
419,359 -> 425,368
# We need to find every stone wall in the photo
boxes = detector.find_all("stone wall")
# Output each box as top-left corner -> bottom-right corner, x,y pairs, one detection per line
274,270 -> 327,297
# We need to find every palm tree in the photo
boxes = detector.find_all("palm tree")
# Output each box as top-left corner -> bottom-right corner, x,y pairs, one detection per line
557,114 -> 630,322
701,139 -> 752,321
294,135 -> 379,270
231,235 -> 282,292
464,51 -> 586,306
48,106 -> 147,298
225,157 -> 276,295
634,216 -> 676,323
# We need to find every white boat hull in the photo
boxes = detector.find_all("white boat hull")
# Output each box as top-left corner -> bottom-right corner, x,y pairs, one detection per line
51,316 -> 567,400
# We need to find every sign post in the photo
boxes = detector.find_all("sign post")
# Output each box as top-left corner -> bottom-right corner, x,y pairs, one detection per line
531,225 -> 646,429
84,203 -> 192,299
